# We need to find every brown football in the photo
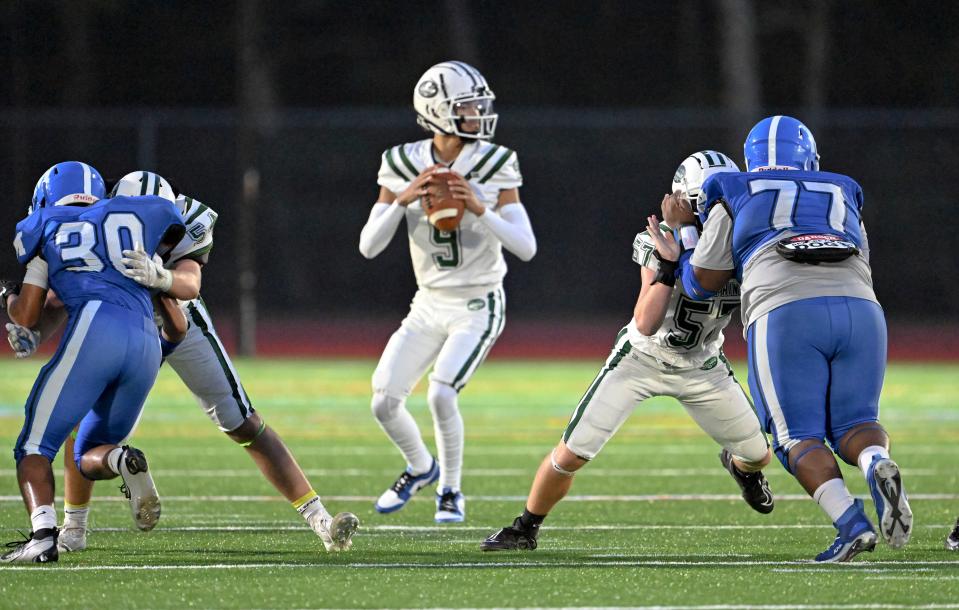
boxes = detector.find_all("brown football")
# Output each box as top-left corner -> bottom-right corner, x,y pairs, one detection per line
422,170 -> 465,231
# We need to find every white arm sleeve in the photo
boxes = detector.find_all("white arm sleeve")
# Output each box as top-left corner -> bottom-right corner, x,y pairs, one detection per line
359,202 -> 405,259
478,203 -> 537,262
23,257 -> 48,290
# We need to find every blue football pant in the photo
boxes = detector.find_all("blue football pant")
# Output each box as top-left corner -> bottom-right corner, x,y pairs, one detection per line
13,300 -> 162,464
746,296 -> 886,469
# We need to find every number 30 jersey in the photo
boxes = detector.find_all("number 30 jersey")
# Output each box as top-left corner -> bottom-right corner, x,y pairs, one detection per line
377,139 -> 523,289
628,229 -> 740,369
13,195 -> 184,319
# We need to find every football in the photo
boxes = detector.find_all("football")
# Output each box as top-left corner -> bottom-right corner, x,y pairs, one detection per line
422,169 -> 465,231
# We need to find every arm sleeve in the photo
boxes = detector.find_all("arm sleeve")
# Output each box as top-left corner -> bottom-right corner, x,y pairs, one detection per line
478,203 -> 536,261
690,205 -> 735,270
632,231 -> 661,272
358,202 -> 406,259
859,220 -> 870,263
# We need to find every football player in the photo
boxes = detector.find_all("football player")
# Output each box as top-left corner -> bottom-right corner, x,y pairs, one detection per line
646,116 -> 912,562
11,171 -> 357,553
359,61 -> 537,522
1,161 -> 183,563
481,151 -> 774,551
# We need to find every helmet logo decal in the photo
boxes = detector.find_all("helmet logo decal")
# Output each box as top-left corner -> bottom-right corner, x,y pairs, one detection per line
418,80 -> 439,98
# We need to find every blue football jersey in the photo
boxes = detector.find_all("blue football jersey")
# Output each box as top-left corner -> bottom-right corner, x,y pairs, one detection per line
13,195 -> 184,319
700,170 -> 865,269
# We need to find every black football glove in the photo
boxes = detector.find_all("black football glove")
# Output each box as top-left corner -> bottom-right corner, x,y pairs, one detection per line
0,280 -> 22,312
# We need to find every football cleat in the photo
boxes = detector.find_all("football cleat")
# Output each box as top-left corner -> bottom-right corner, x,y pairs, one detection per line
118,446 -> 161,531
1,528 -> 59,563
374,458 -> 439,513
56,524 -> 87,552
866,456 -> 912,549
945,518 -> 959,551
815,499 -> 877,563
480,517 -> 538,551
434,488 -> 465,523
720,449 -> 774,514
308,511 -> 359,552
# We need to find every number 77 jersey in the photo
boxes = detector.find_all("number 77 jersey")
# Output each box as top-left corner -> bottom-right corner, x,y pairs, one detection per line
694,169 -> 877,330
701,169 -> 865,272
14,195 -> 184,319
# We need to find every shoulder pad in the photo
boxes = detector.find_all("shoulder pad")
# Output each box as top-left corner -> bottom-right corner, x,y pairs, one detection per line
13,212 -> 47,265
167,195 -> 217,265
471,145 -> 521,188
632,231 -> 656,267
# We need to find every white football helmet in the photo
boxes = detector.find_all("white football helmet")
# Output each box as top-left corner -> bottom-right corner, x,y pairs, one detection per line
413,61 -> 497,140
110,171 -> 176,202
671,150 -> 740,215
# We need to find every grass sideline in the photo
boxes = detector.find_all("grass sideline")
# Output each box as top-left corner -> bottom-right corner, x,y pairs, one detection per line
0,358 -> 957,609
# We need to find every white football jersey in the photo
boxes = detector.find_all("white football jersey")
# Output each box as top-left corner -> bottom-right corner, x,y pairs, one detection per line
377,139 -> 523,289
166,195 -> 218,267
626,229 -> 740,369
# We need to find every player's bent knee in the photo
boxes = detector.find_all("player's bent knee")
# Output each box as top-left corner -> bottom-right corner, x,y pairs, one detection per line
371,391 -> 405,423
552,443 -> 588,477
729,435 -> 771,469
226,414 -> 266,445
427,381 -> 458,421
785,439 -> 832,473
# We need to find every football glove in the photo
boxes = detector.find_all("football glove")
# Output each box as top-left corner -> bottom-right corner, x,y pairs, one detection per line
0,280 -> 21,312
6,323 -> 40,359
121,244 -> 173,292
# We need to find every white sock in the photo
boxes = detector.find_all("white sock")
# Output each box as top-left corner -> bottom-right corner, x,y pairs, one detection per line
813,478 -> 855,523
294,492 -> 328,523
374,399 -> 433,474
429,382 -> 463,491
31,505 -> 57,532
63,504 -> 90,529
106,447 -> 124,475
857,445 -> 890,476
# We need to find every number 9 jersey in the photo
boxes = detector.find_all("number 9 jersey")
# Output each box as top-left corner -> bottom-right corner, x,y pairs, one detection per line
13,195 -> 184,320
377,139 -> 522,288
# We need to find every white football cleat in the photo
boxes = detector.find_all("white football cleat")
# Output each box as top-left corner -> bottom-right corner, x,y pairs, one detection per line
435,488 -> 465,523
57,524 -> 87,552
867,457 -> 912,549
118,446 -> 161,531
309,511 -> 359,552
1,528 -> 58,563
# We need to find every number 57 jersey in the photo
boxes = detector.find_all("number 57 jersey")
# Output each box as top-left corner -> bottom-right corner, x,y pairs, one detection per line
14,195 -> 184,319
630,229 -> 740,369
377,139 -> 522,289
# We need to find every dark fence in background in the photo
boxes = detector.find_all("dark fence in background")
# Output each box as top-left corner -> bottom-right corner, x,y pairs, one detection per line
1,107 -> 957,325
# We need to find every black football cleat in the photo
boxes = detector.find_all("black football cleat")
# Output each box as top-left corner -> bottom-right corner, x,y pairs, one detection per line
945,517 -> 959,551
721,449 -> 774,514
480,517 -> 538,551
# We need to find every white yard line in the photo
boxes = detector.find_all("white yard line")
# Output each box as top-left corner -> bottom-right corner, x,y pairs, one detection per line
2,560 -> 958,572
4,493 -> 959,502
77,524 -> 952,533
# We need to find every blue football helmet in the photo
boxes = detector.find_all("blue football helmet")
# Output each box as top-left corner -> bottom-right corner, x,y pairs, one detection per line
743,115 -> 820,172
30,161 -> 105,215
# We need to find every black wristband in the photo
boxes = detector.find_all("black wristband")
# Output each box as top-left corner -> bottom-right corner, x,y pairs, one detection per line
0,280 -> 21,312
651,251 -> 678,287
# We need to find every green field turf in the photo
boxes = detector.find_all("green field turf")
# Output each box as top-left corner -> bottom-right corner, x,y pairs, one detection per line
0,358 -> 957,609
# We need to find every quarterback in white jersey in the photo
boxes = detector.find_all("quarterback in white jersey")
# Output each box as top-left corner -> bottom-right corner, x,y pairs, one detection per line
29,171 -> 357,553
482,151 -> 773,551
359,61 -> 536,523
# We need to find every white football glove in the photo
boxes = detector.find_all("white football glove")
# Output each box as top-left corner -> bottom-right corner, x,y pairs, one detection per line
121,243 -> 173,292
6,323 -> 41,359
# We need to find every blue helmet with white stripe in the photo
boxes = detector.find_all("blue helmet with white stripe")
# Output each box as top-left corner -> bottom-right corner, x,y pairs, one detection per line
30,161 -> 105,215
743,115 -> 820,172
